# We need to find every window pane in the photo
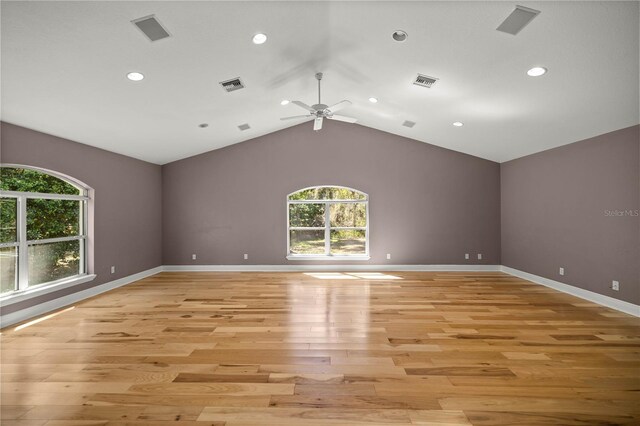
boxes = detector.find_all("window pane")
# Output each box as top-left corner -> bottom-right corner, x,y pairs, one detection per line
28,239 -> 80,286
0,247 -> 18,293
27,199 -> 81,240
331,230 -> 366,255
330,203 -> 366,227
289,230 -> 325,254
1,197 -> 17,243
289,187 -> 366,201
0,167 -> 80,195
289,203 -> 325,227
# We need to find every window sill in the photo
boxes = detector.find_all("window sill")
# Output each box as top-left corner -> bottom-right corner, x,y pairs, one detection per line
0,274 -> 97,306
287,255 -> 371,261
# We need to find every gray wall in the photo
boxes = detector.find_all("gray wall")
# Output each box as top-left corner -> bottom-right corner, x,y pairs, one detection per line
501,125 -> 639,305
0,122 -> 163,315
162,120 -> 501,266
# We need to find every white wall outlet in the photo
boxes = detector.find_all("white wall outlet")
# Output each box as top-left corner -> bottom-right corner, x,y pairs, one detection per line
110,266 -> 115,274
612,280 -> 620,291
477,253 -> 482,260
192,254 -> 197,260
244,253 -> 249,260
386,253 -> 391,260
465,253 -> 470,260
559,267 -> 565,276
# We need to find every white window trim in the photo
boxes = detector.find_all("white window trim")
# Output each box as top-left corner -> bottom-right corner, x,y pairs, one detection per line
0,273 -> 96,305
0,164 -> 94,300
286,186 -> 370,261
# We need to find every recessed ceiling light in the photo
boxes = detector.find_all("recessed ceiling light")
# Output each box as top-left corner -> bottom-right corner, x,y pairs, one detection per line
126,72 -> 144,81
280,100 -> 290,105
198,123 -> 209,128
368,97 -> 378,103
392,30 -> 408,42
252,33 -> 267,44
453,121 -> 464,127
527,67 -> 547,77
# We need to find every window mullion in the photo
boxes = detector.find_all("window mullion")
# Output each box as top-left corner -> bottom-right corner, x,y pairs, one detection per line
286,202 -> 290,255
324,202 -> 330,256
17,195 -> 28,291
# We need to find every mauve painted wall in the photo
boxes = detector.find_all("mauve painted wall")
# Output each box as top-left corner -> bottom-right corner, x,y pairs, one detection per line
0,122 -> 163,315
501,125 -> 640,305
162,120 -> 501,266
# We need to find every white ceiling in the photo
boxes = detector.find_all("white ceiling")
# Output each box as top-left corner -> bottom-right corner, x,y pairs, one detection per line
1,1 -> 638,164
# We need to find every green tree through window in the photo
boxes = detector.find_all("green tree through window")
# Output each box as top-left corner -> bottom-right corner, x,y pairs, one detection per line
0,166 -> 88,294
287,186 -> 368,257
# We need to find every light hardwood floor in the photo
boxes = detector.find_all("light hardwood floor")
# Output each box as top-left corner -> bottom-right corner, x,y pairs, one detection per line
1,271 -> 639,425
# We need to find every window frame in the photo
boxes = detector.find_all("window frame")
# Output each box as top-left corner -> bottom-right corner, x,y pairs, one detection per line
0,164 -> 93,299
286,186 -> 370,261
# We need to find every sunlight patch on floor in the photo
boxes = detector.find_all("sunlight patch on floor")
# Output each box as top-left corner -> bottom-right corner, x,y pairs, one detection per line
304,272 -> 402,280
14,306 -> 75,331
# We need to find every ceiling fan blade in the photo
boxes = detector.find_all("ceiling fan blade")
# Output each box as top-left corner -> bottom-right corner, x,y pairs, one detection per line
313,117 -> 323,131
292,101 -> 316,112
328,114 -> 357,123
280,115 -> 312,120
326,100 -> 352,113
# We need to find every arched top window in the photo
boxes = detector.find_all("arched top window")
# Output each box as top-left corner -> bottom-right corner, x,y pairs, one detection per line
1,165 -> 91,296
1,166 -> 85,196
287,186 -> 369,260
288,186 -> 367,201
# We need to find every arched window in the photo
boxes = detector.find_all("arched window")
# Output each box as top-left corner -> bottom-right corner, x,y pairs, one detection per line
287,186 -> 369,259
0,165 -> 90,295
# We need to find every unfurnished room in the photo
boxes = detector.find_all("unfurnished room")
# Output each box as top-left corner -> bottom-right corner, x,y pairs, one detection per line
0,1 -> 639,425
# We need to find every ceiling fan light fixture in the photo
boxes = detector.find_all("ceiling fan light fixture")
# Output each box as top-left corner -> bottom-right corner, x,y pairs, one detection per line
252,33 -> 267,44
453,121 -> 464,127
280,99 -> 290,105
368,97 -> 378,103
392,30 -> 408,42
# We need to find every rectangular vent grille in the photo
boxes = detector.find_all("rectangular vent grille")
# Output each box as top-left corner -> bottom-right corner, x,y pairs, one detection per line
238,123 -> 251,131
402,120 -> 416,128
132,15 -> 170,42
220,78 -> 245,92
413,74 -> 438,88
496,5 -> 541,35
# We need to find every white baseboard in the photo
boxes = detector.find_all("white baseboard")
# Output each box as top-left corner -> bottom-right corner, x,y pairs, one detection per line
162,264 -> 502,272
501,266 -> 640,317
0,266 -> 163,329
3,264 -> 636,328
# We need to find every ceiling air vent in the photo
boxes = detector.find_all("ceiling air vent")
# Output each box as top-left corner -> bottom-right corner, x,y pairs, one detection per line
132,15 -> 171,42
413,74 -> 438,89
220,78 -> 245,93
402,120 -> 416,128
496,5 -> 541,35
238,123 -> 251,131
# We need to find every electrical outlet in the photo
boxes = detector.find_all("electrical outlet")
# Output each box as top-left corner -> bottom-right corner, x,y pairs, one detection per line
244,253 -> 248,260
477,253 -> 482,260
386,253 -> 391,260
465,253 -> 470,260
110,266 -> 115,274
612,280 -> 620,291
192,254 -> 197,260
559,267 -> 565,276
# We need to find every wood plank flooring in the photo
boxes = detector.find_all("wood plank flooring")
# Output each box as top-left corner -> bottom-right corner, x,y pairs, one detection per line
1,271 -> 639,425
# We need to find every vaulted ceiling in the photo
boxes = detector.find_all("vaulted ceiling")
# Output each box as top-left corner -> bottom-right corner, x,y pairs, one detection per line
1,1 -> 638,164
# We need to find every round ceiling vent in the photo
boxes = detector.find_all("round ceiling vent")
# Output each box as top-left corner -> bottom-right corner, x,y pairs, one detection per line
392,30 -> 408,42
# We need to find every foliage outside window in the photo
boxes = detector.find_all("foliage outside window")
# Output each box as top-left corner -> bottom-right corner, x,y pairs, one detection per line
287,186 -> 369,258
0,166 -> 89,295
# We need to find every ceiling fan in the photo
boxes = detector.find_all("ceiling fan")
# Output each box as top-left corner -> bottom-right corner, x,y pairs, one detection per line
280,72 -> 357,131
